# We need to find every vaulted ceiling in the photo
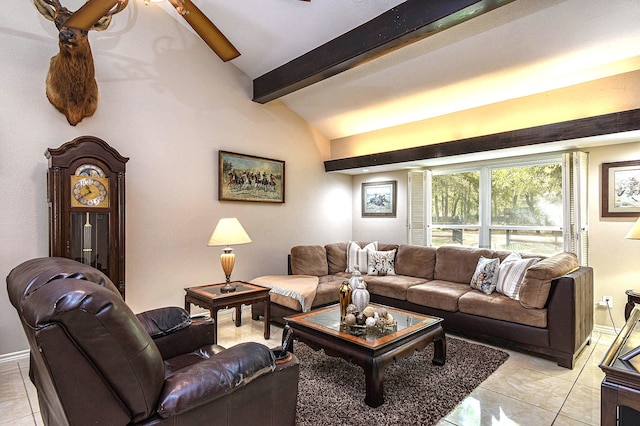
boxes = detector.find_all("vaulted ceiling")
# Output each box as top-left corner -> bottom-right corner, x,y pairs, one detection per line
162,0 -> 640,163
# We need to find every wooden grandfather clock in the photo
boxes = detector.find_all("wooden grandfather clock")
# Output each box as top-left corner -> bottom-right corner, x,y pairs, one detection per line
46,136 -> 129,298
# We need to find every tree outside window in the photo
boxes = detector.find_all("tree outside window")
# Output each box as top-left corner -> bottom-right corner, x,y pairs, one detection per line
430,162 -> 564,254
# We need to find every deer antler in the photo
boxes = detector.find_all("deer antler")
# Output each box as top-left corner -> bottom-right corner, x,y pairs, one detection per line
33,0 -> 65,23
93,0 -> 129,31
63,0 -> 129,31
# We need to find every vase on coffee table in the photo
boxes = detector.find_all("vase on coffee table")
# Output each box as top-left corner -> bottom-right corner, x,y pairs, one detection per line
350,269 -> 369,313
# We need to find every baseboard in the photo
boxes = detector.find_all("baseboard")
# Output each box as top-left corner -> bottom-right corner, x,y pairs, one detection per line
594,324 -> 618,336
0,349 -> 29,365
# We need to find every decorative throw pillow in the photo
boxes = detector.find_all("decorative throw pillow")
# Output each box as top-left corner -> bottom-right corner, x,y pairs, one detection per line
367,249 -> 397,276
496,252 -> 541,300
345,241 -> 378,273
470,256 -> 500,295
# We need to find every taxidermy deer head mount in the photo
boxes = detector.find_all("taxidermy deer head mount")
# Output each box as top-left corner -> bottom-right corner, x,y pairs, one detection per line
34,0 -> 128,125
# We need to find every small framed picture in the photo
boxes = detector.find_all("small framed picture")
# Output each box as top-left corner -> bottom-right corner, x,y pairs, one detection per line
219,151 -> 285,203
362,180 -> 397,217
602,160 -> 640,217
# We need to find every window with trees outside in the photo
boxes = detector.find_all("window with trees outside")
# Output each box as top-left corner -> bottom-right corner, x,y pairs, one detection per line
408,152 -> 588,264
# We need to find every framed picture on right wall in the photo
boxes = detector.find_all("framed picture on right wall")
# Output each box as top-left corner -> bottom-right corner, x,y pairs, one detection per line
362,180 -> 397,217
602,160 -> 640,217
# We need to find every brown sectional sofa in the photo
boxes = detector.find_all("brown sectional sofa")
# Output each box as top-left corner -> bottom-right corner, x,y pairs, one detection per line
251,242 -> 594,369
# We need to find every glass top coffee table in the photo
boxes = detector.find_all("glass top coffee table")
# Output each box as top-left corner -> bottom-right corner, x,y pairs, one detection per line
284,303 -> 445,407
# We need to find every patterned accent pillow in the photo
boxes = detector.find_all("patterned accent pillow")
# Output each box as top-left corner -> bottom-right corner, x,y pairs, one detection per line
470,256 -> 500,295
496,252 -> 541,300
345,241 -> 378,273
367,249 -> 397,276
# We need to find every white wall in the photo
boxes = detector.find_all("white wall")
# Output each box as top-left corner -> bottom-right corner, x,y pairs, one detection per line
352,170 -> 408,243
588,141 -> 640,331
0,1 -> 352,355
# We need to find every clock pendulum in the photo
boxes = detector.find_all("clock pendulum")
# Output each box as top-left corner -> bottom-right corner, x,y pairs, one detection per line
82,212 -> 92,265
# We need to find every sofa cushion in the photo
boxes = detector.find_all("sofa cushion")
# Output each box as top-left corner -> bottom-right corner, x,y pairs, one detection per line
346,241 -> 378,273
311,278 -> 343,308
519,252 -> 579,309
377,243 -> 400,252
406,280 -> 472,312
394,244 -> 436,279
367,249 -> 396,276
325,242 -> 348,274
434,246 -> 495,283
364,275 -> 428,300
458,290 -> 547,328
469,256 -> 500,295
496,253 -> 540,300
290,245 -> 328,276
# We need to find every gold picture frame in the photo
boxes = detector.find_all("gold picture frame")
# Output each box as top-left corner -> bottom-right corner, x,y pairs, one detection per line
218,151 -> 285,203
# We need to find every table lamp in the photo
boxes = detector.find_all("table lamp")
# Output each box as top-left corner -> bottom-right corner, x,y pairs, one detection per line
207,218 -> 252,292
626,217 -> 640,240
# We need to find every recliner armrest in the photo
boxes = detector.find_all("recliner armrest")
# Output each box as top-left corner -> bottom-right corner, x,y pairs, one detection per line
152,318 -> 217,360
157,342 -> 276,418
137,307 -> 217,359
136,307 -> 191,337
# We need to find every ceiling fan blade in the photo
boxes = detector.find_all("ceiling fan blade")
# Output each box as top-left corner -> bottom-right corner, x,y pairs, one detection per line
168,0 -> 240,62
63,0 -> 121,30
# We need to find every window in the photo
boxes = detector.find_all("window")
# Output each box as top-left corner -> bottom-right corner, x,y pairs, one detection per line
408,152 -> 588,263
431,170 -> 480,247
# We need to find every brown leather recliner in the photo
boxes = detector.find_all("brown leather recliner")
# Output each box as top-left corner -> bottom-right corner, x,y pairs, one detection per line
6,257 -> 299,426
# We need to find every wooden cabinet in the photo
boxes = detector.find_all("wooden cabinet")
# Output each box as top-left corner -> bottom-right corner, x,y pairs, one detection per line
46,136 -> 128,298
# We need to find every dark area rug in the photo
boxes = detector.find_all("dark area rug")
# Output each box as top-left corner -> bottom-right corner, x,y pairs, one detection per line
295,337 -> 509,426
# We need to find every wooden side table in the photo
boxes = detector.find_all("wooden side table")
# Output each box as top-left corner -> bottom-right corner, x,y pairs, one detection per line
184,281 -> 270,344
625,289 -> 640,321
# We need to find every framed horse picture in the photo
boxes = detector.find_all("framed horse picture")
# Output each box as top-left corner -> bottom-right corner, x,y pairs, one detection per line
602,160 -> 640,217
218,151 -> 285,203
362,180 -> 397,217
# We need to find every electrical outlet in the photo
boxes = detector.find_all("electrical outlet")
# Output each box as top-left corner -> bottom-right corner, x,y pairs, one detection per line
599,296 -> 613,308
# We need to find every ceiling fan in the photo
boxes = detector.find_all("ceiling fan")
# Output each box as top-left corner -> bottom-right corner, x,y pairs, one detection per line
63,0 -> 311,62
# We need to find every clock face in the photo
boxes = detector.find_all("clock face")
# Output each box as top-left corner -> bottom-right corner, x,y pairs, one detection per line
74,164 -> 106,178
71,176 -> 109,208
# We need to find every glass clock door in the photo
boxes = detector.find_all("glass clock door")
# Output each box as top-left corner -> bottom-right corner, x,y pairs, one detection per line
70,212 -> 110,276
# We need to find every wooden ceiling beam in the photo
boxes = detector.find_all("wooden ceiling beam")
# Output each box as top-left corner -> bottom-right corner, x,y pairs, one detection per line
323,109 -> 640,172
252,0 -> 515,104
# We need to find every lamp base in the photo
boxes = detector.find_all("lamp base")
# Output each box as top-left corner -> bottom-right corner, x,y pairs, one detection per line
220,282 -> 236,293
220,274 -> 236,293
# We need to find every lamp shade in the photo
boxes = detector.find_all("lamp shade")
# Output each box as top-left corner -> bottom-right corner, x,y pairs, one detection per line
207,218 -> 252,246
626,217 -> 640,240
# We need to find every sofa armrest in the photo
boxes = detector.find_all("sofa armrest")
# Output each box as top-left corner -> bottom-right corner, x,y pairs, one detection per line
157,342 -> 276,418
547,266 -> 594,358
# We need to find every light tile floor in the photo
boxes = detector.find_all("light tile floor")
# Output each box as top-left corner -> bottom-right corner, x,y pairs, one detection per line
0,308 -> 613,425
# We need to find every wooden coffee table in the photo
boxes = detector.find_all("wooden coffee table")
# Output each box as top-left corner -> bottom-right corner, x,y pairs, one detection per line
184,281 -> 270,344
284,303 -> 445,407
